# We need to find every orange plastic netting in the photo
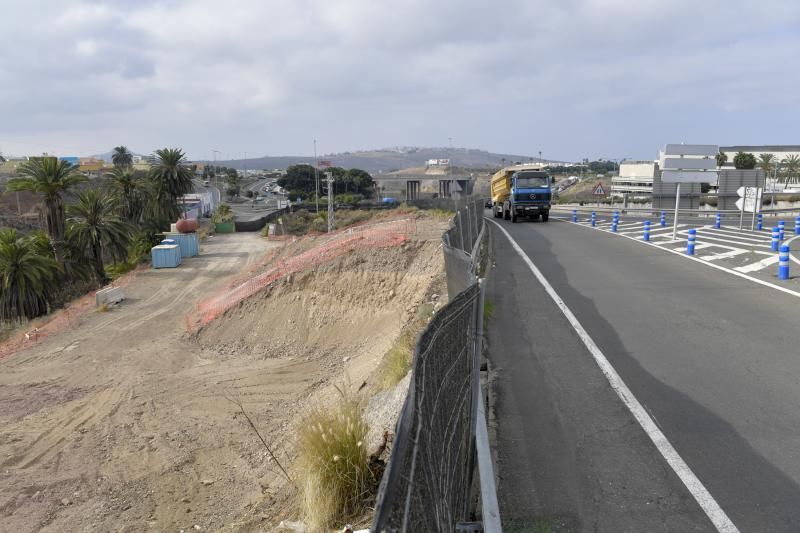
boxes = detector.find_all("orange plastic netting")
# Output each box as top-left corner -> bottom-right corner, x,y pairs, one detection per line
186,218 -> 415,331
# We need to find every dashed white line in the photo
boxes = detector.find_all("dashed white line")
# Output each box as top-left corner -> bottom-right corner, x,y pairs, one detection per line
489,219 -> 740,533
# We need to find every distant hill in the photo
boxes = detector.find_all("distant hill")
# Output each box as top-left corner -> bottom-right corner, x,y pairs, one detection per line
204,147 -> 568,174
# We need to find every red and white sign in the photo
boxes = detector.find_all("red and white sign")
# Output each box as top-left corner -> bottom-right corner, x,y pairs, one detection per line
592,182 -> 607,196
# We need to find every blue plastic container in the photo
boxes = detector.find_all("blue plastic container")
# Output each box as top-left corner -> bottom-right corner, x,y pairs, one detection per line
151,244 -> 182,268
163,232 -> 199,257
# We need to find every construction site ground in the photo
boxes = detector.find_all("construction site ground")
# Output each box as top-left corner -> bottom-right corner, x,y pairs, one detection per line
0,217 -> 448,532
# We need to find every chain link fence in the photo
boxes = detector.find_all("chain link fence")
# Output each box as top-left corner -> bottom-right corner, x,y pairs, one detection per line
373,198 -> 500,532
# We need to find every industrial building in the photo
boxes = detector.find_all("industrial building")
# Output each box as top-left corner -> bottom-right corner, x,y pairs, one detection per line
373,160 -> 477,201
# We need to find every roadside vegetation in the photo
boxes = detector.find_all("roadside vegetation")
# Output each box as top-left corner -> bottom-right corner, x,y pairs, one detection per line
0,146 -> 195,323
295,392 -> 373,530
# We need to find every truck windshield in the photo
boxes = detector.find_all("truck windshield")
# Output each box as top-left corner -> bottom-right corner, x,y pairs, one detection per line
516,176 -> 549,188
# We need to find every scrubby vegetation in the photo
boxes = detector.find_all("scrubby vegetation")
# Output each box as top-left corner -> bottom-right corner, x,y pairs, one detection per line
295,393 -> 373,530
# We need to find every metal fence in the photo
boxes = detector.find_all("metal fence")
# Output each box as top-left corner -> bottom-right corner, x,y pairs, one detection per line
373,198 -> 500,532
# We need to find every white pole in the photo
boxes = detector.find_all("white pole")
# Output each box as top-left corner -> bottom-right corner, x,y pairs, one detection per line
672,182 -> 681,241
313,140 -> 319,214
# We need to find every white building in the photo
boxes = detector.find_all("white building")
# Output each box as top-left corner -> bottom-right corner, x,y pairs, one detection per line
611,161 -> 656,197
720,145 -> 800,165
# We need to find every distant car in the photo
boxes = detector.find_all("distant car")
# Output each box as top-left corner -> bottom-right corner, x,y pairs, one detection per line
203,180 -> 210,187
484,198 -> 492,208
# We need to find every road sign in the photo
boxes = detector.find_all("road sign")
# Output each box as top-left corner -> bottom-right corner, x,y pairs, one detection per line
592,182 -> 606,196
660,144 -> 719,184
735,187 -> 762,213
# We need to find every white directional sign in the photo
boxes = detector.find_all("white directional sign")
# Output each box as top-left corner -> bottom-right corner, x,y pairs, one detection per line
735,186 -> 762,213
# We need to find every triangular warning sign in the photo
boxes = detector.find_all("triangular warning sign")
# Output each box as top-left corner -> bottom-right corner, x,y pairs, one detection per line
592,183 -> 606,196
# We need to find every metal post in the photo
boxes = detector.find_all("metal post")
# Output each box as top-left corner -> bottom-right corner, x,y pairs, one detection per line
326,171 -> 334,232
313,139 -> 319,214
750,190 -> 759,231
672,183 -> 681,240
738,189 -> 746,229
778,244 -> 790,280
457,211 -> 466,252
687,228 -> 696,255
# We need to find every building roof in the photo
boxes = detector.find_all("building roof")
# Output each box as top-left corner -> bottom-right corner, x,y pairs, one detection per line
721,145 -> 800,152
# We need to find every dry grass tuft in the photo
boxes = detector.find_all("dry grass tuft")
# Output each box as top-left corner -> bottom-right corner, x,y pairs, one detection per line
295,393 -> 373,530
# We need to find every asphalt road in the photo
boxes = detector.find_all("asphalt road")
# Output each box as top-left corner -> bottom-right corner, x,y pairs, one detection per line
485,213 -> 800,532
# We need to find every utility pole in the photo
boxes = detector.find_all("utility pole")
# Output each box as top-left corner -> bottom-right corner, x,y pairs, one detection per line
326,171 -> 334,232
212,149 -> 220,192
313,139 -> 320,213
539,150 -> 542,165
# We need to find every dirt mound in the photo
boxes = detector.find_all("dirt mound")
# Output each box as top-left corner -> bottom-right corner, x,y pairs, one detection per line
197,239 -> 442,375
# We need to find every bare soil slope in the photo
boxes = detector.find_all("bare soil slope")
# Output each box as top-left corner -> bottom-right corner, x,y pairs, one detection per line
0,219 -> 446,532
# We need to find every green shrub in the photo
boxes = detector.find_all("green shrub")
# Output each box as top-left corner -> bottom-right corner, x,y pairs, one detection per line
296,395 -> 372,530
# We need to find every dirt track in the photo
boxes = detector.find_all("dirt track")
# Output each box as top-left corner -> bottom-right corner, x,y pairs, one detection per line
0,233 -> 290,532
0,220 -> 447,532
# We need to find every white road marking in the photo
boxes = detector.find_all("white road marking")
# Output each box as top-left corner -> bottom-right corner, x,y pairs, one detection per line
700,227 -> 771,243
674,231 -> 772,249
734,256 -> 780,273
556,218 -> 800,299
672,243 -> 715,252
489,219 -> 740,533
700,249 -> 748,261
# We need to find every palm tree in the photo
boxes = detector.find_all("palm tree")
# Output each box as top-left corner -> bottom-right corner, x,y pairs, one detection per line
148,148 -> 195,225
782,154 -> 800,186
6,157 -> 86,264
112,146 -> 134,169
715,151 -> 728,168
0,228 -> 60,322
758,153 -> 776,175
105,167 -> 149,223
67,190 -> 131,284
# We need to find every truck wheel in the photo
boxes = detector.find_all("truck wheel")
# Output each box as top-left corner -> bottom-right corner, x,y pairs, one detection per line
542,213 -> 549,222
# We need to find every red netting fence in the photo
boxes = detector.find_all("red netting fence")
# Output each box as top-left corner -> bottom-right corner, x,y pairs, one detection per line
186,218 -> 416,331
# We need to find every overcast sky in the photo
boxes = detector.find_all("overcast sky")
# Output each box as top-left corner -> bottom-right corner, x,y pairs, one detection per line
1,0 -> 799,162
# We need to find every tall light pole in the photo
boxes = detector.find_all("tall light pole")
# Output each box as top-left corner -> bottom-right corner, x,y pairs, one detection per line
539,150 -> 542,165
212,149 -> 220,192
313,139 -> 319,213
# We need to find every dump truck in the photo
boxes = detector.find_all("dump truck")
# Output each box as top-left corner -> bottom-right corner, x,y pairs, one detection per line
490,168 -> 553,222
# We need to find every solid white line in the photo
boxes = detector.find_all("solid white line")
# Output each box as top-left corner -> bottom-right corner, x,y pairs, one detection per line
700,249 -> 748,261
734,256 -> 779,273
673,243 -> 714,252
558,219 -> 800,299
488,219 -> 740,533
675,230 -> 772,249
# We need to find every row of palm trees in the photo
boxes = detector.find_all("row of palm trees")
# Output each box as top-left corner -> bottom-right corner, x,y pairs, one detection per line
755,153 -> 800,186
1,147 -> 195,322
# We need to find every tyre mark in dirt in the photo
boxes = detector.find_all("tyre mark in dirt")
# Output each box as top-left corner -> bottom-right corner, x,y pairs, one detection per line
2,386 -> 124,470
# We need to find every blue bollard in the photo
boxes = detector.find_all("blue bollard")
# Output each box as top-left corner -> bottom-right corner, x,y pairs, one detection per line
687,229 -> 697,255
643,220 -> 651,241
572,209 -> 577,223
612,221 -> 618,232
778,244 -> 790,280
591,211 -> 596,227
779,220 -> 785,241
795,216 -> 800,235
715,213 -> 721,229
757,213 -> 763,231
771,227 -> 780,251
660,211 -> 666,227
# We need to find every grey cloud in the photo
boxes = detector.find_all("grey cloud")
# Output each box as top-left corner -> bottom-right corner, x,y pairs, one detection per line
1,0 -> 799,160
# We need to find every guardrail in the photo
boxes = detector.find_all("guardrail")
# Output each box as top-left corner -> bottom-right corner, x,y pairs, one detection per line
372,198 -> 501,532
